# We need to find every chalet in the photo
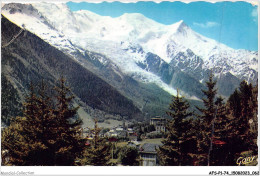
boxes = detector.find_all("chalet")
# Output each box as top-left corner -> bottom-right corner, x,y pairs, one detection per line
139,143 -> 162,166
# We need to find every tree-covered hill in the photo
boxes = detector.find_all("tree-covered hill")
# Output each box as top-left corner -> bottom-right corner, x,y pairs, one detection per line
1,15 -> 142,125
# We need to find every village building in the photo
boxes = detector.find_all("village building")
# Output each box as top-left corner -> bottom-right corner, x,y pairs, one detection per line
128,128 -> 138,141
139,143 -> 162,166
150,117 -> 166,133
127,141 -> 141,149
104,129 -> 118,137
104,126 -> 130,139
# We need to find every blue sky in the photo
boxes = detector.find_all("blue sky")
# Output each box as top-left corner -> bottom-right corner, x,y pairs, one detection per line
67,1 -> 258,51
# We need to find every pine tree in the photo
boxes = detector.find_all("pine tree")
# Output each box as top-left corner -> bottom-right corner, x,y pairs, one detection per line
119,146 -> 139,166
210,96 -> 231,165
231,82 -> 254,143
196,72 -> 218,165
226,81 -> 258,163
197,73 -> 217,125
250,84 -> 258,153
2,116 -> 29,165
157,90 -> 194,166
1,81 -> 54,165
2,78 -> 85,166
251,84 -> 258,137
52,76 -> 84,165
214,96 -> 228,139
227,89 -> 242,119
81,119 -> 111,166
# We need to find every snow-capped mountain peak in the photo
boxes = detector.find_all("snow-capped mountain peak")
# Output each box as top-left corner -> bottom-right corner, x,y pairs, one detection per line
2,2 -> 258,98
174,20 -> 189,32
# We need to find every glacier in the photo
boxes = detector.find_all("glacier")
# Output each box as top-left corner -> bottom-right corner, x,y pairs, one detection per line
1,2 -> 258,98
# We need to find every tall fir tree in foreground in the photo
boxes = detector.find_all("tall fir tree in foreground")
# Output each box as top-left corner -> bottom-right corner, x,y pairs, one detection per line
2,81 -> 55,165
226,81 -> 258,164
233,81 -> 257,147
251,84 -> 258,137
80,119 -> 111,166
52,76 -> 84,165
196,72 -> 218,166
157,90 -> 195,166
213,96 -> 229,140
2,78 -> 84,166
210,96 -> 230,165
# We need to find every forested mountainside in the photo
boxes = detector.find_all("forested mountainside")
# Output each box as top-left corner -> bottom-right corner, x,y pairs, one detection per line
1,16 -> 142,125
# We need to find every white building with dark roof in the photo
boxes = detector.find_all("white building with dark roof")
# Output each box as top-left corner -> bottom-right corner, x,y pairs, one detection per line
139,143 -> 162,166
150,117 -> 166,133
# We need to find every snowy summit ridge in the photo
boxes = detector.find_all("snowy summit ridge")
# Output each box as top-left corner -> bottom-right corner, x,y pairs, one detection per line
1,2 -> 258,97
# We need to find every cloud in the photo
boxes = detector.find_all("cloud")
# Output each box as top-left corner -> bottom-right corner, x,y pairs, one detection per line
251,8 -> 258,22
193,21 -> 220,28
